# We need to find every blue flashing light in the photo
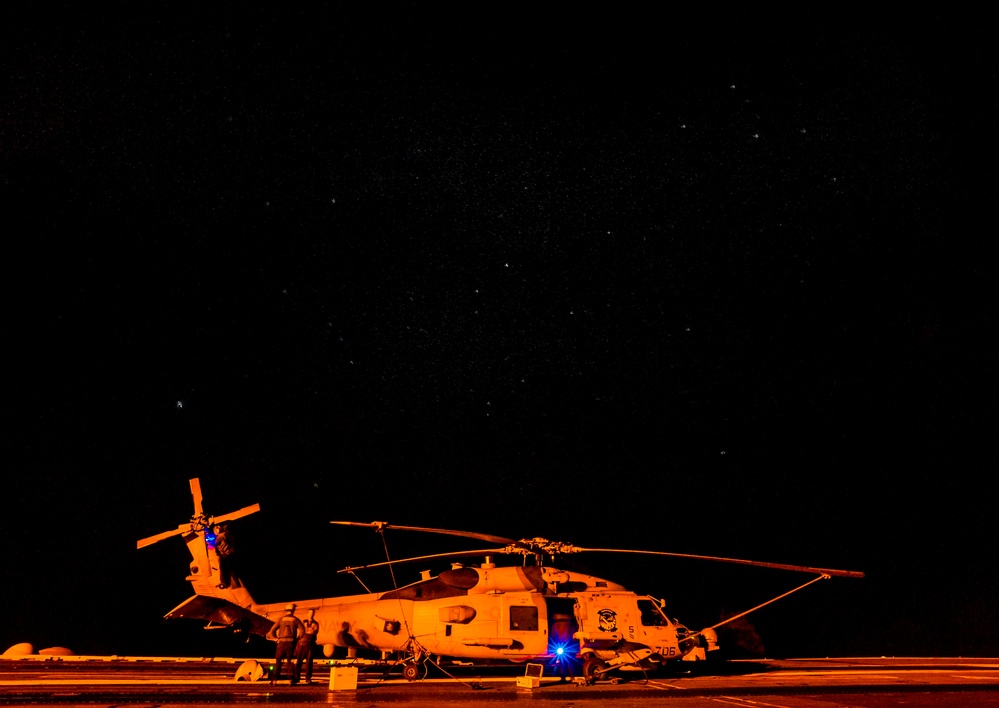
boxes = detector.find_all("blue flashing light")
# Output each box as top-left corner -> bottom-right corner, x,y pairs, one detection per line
546,639 -> 581,676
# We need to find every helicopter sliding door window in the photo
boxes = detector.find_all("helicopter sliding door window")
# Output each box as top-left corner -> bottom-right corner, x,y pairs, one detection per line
510,606 -> 539,632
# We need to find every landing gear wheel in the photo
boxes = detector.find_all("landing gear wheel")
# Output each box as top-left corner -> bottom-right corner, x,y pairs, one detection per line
402,662 -> 423,681
582,656 -> 608,684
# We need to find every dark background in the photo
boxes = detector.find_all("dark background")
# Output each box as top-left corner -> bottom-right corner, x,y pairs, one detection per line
3,6 -> 996,659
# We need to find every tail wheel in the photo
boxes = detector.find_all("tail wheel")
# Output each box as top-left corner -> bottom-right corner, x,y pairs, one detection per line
402,662 -> 424,681
582,656 -> 608,684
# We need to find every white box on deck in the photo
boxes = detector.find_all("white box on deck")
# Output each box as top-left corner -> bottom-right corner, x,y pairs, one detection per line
329,665 -> 358,690
516,662 -> 543,689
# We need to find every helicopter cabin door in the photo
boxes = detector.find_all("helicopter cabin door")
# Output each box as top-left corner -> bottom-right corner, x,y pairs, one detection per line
545,597 -> 580,657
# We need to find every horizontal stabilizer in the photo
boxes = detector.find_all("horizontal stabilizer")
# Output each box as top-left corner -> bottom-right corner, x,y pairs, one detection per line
164,595 -> 273,636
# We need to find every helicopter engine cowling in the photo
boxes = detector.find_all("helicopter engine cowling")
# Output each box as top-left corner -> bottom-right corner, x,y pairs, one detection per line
467,566 -> 546,594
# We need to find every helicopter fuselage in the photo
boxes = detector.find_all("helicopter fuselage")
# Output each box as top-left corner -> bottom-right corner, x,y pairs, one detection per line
251,564 -> 695,667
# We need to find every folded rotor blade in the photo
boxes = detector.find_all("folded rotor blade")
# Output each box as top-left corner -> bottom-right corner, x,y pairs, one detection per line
331,520 -> 517,545
337,547 -> 509,573
576,548 -> 864,578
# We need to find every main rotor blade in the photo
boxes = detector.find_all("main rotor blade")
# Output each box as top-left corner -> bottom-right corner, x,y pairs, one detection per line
213,503 -> 261,524
137,526 -> 188,549
576,548 -> 864,578
331,520 -> 517,545
337,547 -> 509,573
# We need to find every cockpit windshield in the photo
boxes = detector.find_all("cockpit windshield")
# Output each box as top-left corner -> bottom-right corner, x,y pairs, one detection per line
637,597 -> 670,627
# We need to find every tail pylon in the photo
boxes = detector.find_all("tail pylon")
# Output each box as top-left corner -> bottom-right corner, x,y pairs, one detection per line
138,478 -> 269,633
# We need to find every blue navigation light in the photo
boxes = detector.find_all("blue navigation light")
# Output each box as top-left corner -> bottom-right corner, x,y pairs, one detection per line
556,647 -> 564,655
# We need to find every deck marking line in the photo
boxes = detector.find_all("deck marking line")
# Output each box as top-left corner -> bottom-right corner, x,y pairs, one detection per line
647,680 -> 685,690
721,696 -> 793,708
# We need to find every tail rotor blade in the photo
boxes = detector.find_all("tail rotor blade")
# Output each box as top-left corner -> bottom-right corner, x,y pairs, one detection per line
138,478 -> 260,549
189,478 -> 204,518
137,526 -> 188,549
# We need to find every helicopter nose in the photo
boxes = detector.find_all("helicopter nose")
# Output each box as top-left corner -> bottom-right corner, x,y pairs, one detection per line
675,623 -> 696,652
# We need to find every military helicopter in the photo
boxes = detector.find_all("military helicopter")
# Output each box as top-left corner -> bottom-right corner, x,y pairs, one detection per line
138,478 -> 863,682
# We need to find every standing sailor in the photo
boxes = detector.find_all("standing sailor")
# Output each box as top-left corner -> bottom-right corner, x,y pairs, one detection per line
266,604 -> 305,685
295,609 -> 320,684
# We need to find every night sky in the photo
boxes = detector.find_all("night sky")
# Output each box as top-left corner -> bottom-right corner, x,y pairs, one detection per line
3,7 -> 996,660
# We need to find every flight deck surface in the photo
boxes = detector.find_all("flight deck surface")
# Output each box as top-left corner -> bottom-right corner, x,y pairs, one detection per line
2,656 -> 998,706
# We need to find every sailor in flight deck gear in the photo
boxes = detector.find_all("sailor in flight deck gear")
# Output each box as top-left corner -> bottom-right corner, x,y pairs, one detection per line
213,523 -> 236,589
267,604 -> 305,685
295,609 -> 320,684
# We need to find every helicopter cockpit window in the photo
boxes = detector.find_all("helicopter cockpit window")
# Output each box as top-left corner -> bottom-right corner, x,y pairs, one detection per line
637,599 -> 669,627
509,605 -> 539,632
